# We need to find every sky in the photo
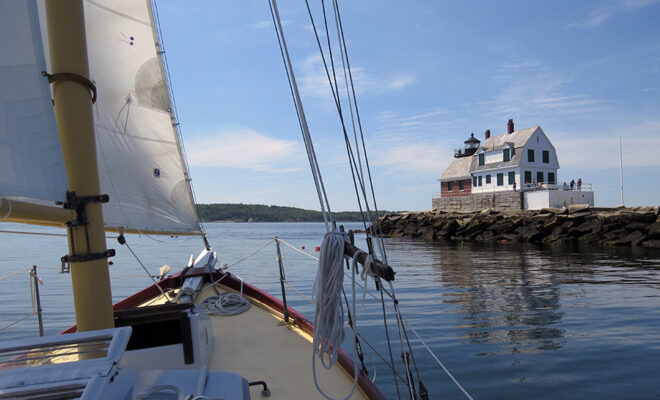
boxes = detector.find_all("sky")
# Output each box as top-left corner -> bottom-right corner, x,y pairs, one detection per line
155,0 -> 660,211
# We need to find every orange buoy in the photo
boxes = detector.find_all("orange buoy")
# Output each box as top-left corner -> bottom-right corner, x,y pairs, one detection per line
315,246 -> 320,252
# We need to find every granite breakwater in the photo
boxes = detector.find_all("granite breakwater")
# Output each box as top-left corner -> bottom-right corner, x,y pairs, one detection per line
372,206 -> 660,248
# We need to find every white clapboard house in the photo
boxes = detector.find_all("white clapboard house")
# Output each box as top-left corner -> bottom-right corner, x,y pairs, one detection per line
436,120 -> 594,210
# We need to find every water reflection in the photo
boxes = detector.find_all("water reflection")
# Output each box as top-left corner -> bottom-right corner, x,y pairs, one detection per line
428,244 -> 564,354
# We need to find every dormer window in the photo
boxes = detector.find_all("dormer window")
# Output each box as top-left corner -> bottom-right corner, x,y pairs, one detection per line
503,148 -> 510,162
478,153 -> 484,166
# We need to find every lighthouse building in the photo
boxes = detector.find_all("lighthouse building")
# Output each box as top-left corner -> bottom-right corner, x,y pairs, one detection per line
434,120 -> 592,211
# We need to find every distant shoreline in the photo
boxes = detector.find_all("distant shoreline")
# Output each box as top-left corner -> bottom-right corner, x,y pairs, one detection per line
196,203 -> 398,223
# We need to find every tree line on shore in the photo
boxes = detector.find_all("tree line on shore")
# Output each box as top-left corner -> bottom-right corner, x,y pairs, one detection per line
196,203 -> 393,222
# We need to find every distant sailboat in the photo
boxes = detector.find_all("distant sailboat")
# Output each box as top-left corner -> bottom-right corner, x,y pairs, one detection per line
0,1 -> 428,399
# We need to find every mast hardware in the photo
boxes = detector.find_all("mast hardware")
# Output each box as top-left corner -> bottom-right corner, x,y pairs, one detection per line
41,71 -> 98,104
344,239 -> 396,282
60,191 -> 109,227
61,249 -> 116,264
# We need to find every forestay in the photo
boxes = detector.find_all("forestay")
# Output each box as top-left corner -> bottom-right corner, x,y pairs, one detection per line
0,0 -> 68,203
83,0 -> 201,234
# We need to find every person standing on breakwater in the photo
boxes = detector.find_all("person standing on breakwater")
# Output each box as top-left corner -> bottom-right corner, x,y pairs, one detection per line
570,179 -> 575,190
578,178 -> 582,190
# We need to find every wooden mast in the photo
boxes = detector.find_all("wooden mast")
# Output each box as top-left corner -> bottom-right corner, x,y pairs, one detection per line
45,0 -> 114,331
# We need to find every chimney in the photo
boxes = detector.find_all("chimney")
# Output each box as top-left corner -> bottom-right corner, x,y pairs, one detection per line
507,119 -> 514,134
485,129 -> 491,140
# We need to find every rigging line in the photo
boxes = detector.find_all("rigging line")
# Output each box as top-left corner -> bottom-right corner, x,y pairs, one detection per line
302,0 -> 371,232
384,278 -> 426,400
267,0 -> 310,162
121,238 -> 167,297
0,229 -> 69,237
269,0 -> 334,231
382,280 -> 416,400
0,268 -> 32,282
378,276 -> 402,400
0,312 -> 35,332
329,25 -> 376,238
284,280 -> 313,304
276,238 -> 320,260
320,0 -> 378,234
330,1 -> 363,187
320,0 -> 342,114
409,326 -> 474,400
302,0 -> 341,111
151,0 -> 205,236
331,0 -> 388,263
345,271 -> 473,396
356,332 -> 410,388
396,305 -> 426,396
303,0 -> 370,227
325,0 -> 370,214
224,239 -> 274,269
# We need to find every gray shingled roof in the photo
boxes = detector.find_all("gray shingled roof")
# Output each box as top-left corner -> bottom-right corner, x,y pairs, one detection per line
439,156 -> 472,181
470,126 -> 539,172
480,126 -> 539,151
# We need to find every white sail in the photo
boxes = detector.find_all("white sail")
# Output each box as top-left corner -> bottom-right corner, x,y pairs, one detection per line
0,0 -> 68,203
83,0 -> 201,234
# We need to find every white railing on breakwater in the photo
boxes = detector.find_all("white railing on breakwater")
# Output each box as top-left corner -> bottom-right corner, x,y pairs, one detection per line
521,182 -> 593,192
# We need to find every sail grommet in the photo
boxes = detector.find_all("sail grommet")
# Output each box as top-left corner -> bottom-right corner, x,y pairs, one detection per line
41,70 -> 98,104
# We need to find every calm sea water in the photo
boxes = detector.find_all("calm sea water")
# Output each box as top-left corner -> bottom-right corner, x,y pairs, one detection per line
1,221 -> 659,399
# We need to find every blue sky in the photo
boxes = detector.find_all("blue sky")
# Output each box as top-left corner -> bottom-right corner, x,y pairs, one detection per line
155,1 -> 660,211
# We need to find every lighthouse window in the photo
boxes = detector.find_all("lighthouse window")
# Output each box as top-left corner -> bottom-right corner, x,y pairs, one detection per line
543,150 -> 550,163
478,153 -> 484,166
497,173 -> 504,186
447,182 -> 453,191
503,148 -> 510,162
528,149 -> 535,162
485,174 -> 491,184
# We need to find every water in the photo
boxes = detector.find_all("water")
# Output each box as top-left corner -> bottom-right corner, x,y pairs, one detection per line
1,222 -> 660,399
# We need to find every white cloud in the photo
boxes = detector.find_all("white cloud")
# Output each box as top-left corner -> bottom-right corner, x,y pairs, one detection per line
252,21 -> 272,29
567,0 -> 660,29
487,62 -> 606,120
186,129 -> 301,172
252,20 -> 290,29
387,77 -> 417,90
370,142 -> 453,175
297,54 -> 415,100
553,120 -> 660,169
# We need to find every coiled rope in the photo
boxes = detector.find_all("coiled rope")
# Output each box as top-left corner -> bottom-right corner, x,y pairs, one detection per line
201,276 -> 250,316
201,293 -> 250,316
